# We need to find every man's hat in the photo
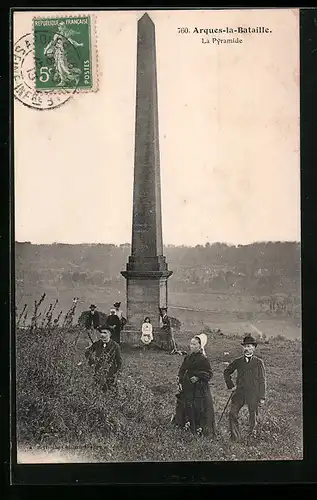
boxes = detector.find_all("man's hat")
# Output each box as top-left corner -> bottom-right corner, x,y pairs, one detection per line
241,334 -> 257,347
97,325 -> 112,334
89,304 -> 97,309
114,302 -> 121,307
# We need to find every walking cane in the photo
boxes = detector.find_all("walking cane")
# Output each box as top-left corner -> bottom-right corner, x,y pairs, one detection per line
86,328 -> 93,344
218,390 -> 234,426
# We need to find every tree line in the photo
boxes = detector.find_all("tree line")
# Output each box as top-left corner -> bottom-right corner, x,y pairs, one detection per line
15,241 -> 300,295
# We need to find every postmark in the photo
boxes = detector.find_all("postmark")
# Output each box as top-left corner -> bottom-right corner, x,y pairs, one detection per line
13,33 -> 75,110
33,15 -> 96,92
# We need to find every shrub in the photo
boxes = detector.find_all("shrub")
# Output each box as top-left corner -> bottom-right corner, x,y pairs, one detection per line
16,324 -> 161,457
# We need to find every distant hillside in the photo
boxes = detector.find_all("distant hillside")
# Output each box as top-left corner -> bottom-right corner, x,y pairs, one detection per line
15,241 -> 300,296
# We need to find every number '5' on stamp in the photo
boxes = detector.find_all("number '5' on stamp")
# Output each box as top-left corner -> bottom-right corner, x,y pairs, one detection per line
33,15 -> 98,92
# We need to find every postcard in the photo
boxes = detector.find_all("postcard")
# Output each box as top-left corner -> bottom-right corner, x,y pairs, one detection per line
12,8 -> 301,474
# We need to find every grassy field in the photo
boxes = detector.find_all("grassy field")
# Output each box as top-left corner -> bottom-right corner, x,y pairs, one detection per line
16,283 -> 300,340
16,316 -> 303,463
14,282 -> 268,318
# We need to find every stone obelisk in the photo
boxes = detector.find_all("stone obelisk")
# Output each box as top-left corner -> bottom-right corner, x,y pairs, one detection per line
121,12 -> 172,340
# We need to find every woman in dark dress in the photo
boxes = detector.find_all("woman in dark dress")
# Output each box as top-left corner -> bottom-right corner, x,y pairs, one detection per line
173,335 -> 216,437
106,308 -> 122,345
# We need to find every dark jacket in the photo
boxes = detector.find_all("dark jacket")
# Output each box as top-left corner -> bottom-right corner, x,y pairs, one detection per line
106,314 -> 121,335
85,310 -> 100,329
85,338 -> 122,386
224,355 -> 266,403
175,351 -> 215,435
161,314 -> 171,333
178,351 -> 213,399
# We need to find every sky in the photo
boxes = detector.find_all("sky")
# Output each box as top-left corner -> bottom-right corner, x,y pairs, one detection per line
14,9 -> 300,246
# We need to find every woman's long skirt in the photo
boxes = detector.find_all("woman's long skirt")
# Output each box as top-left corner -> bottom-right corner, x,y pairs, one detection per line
173,387 -> 216,437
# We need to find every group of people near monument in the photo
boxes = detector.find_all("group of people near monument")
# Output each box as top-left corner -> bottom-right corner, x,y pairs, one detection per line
83,302 -> 266,443
84,303 -> 179,352
84,302 -> 126,344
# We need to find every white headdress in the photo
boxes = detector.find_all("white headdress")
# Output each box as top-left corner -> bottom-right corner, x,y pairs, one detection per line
195,333 -> 208,355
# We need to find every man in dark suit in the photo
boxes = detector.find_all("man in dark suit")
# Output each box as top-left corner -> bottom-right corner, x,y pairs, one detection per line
224,334 -> 266,442
84,304 -> 100,343
159,307 -> 177,353
106,308 -> 122,345
85,304 -> 100,329
85,326 -> 122,393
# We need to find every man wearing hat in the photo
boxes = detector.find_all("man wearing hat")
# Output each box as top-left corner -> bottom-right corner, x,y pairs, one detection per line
159,307 -> 178,353
85,326 -> 122,393
84,304 -> 100,343
223,334 -> 266,442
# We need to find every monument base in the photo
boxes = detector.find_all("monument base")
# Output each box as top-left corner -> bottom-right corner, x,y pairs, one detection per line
121,270 -> 172,334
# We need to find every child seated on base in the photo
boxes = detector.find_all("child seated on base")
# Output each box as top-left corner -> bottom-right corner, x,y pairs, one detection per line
141,316 -> 153,350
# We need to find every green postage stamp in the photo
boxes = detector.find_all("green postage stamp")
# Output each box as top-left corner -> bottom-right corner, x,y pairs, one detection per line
33,15 -> 97,92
